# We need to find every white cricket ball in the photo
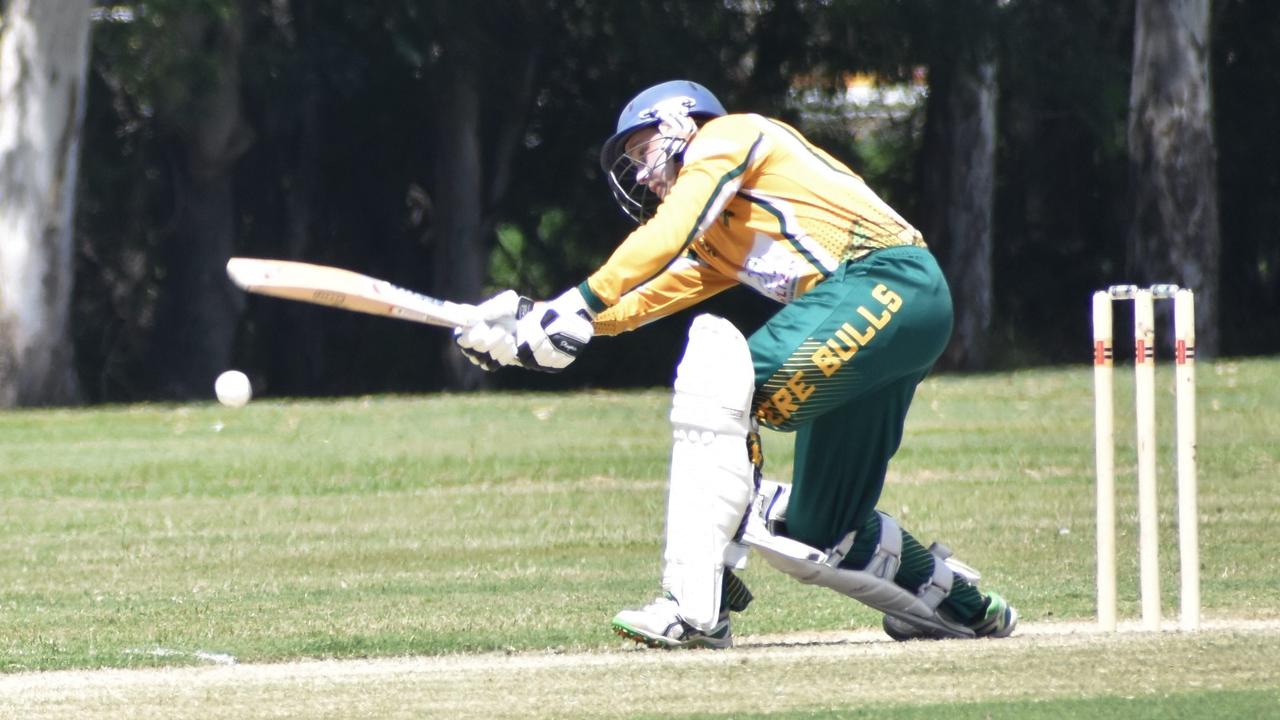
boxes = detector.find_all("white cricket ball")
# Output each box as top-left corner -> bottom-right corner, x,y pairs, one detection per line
215,370 -> 252,408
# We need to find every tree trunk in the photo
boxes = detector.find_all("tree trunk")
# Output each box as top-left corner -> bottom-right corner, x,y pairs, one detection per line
1127,0 -> 1220,357
258,0 -> 326,396
921,56 -> 998,371
149,5 -> 253,398
0,0 -> 91,406
429,6 -> 543,391
432,55 -> 487,390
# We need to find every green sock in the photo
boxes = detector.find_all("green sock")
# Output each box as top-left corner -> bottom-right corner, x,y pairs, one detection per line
721,569 -> 753,613
842,512 -> 986,624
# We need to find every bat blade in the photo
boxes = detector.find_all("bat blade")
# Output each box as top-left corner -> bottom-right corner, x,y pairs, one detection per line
226,257 -> 478,329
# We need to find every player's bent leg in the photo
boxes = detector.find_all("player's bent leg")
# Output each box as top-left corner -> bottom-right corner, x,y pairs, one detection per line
742,481 -> 1018,640
613,314 -> 757,649
862,509 -> 1018,641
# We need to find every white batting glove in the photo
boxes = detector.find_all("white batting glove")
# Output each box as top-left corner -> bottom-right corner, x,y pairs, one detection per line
495,287 -> 595,373
453,290 -> 533,372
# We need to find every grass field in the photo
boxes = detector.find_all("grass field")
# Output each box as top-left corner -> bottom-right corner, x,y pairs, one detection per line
2,357 -> 1279,718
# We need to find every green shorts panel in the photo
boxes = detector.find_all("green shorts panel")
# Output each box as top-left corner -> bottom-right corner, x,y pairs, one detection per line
749,245 -> 952,431
746,245 -> 953,547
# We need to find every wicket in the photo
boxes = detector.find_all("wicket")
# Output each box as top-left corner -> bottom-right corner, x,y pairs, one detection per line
1092,284 -> 1199,632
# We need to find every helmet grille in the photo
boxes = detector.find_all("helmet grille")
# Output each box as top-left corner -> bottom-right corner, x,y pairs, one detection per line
605,135 -> 677,224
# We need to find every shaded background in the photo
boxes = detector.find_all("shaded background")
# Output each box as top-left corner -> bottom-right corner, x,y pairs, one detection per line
48,1 -> 1280,401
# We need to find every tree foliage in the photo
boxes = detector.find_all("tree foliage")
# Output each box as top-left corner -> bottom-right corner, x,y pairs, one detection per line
69,0 -> 1279,402
1213,0 -> 1280,355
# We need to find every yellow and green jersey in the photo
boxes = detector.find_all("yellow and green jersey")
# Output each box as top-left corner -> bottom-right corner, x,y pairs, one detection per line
582,113 -> 926,336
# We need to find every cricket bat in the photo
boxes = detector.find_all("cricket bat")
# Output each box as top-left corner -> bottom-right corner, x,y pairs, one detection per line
226,257 -> 479,329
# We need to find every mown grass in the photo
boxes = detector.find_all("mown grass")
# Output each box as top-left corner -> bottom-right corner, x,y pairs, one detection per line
1,357 -> 1278,717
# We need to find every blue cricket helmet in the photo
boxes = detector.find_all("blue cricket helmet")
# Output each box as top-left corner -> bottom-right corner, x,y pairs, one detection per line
600,80 -> 727,222
599,80 -> 727,173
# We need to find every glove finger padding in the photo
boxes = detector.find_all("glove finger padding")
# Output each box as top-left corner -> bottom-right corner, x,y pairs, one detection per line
452,291 -> 533,372
515,307 -> 594,372
453,325 -> 492,370
454,322 -> 515,371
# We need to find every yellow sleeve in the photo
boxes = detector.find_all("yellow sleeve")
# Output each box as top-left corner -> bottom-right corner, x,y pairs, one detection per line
581,115 -> 763,312
593,252 -> 736,336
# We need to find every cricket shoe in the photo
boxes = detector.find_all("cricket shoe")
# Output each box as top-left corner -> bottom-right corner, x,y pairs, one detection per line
612,595 -> 733,650
882,591 -> 1019,641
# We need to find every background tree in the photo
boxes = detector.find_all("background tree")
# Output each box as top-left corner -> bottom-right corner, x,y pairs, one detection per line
84,0 -> 251,399
422,2 -> 550,390
1212,0 -> 1280,356
67,0 -> 1279,403
914,0 -> 1001,370
150,1 -> 254,397
0,0 -> 92,406
993,0 -> 1134,363
803,0 -> 1002,370
1127,0 -> 1221,357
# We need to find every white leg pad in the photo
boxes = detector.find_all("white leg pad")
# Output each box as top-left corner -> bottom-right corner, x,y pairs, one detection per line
661,315 -> 757,632
742,481 -> 977,639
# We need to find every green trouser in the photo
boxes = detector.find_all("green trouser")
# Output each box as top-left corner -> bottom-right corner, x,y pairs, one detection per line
747,245 -> 984,623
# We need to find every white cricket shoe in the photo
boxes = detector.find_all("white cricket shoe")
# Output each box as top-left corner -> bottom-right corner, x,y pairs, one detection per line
612,595 -> 733,650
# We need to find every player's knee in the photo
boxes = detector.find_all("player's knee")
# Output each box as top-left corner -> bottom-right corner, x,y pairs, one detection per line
671,314 -> 755,438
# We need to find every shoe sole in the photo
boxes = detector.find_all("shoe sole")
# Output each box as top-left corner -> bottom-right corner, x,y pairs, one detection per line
611,621 -> 731,650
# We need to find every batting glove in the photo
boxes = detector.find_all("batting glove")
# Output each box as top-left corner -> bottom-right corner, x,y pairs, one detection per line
497,287 -> 595,373
453,290 -> 533,372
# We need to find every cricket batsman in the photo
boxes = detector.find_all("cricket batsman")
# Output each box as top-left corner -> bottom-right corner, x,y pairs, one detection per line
453,80 -> 1018,648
